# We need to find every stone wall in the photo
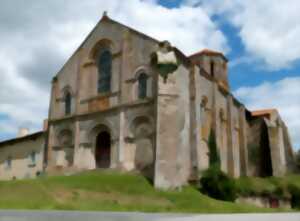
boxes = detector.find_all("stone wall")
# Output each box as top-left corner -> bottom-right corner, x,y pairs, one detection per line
193,68 -> 245,178
47,17 -> 159,177
194,72 -> 213,173
44,15 -> 295,189
236,196 -> 291,209
154,64 -> 191,189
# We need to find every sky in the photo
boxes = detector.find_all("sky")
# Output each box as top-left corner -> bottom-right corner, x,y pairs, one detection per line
0,0 -> 299,149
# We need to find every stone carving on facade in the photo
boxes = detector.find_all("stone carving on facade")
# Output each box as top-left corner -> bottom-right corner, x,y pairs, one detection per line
152,41 -> 178,82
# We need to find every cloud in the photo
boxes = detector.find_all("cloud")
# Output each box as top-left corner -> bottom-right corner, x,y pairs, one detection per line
184,0 -> 300,69
234,77 -> 300,149
0,0 -> 227,140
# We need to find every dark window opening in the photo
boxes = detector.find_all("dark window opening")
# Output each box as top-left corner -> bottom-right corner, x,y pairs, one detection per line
138,73 -> 148,99
65,92 -> 71,115
6,156 -> 12,170
97,50 -> 112,93
210,61 -> 215,77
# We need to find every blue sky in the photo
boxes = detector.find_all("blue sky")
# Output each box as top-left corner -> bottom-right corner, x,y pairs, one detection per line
0,0 -> 299,149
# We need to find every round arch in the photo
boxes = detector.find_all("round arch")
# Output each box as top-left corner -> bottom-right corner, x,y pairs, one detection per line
89,39 -> 115,60
88,123 -> 113,169
129,115 -> 154,138
129,115 -> 154,178
61,85 -> 74,97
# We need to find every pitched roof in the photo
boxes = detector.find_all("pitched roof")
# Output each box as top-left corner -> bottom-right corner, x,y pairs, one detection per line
53,13 -> 193,80
0,131 -> 45,148
189,49 -> 228,62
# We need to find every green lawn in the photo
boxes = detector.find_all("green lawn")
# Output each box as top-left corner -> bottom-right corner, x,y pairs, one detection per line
0,170 -> 289,213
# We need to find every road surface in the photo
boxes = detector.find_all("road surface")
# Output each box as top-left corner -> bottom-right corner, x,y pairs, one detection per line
0,210 -> 299,221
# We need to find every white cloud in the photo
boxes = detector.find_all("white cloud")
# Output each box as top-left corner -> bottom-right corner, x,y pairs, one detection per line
185,0 -> 300,69
234,77 -> 300,149
0,0 -> 228,140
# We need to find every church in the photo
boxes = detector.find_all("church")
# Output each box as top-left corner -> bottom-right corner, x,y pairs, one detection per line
0,13 -> 295,189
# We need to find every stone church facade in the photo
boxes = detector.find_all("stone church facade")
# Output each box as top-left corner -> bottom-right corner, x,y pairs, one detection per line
0,14 -> 295,189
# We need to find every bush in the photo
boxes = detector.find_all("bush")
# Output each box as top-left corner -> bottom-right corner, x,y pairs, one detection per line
295,150 -> 300,172
200,165 -> 237,202
288,184 -> 300,209
208,130 -> 221,169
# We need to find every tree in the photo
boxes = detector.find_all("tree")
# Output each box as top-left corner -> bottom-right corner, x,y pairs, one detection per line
208,130 -> 221,169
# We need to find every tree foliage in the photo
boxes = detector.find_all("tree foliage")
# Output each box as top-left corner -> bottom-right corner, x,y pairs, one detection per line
200,129 -> 237,202
208,130 -> 221,169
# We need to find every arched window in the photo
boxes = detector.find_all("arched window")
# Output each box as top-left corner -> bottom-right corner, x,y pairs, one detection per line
97,49 -> 112,93
65,92 -> 71,115
138,73 -> 148,99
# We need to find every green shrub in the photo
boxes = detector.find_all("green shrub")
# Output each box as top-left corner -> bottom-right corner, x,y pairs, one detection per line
288,184 -> 300,209
295,150 -> 300,172
200,165 -> 237,202
208,130 -> 221,169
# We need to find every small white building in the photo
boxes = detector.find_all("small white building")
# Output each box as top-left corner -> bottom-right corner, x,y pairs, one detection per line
0,132 -> 45,180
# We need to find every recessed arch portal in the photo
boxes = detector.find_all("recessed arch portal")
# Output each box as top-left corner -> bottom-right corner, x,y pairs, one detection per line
130,115 -> 154,178
95,131 -> 111,168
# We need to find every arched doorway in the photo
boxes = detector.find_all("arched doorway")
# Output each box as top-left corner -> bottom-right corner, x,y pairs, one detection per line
95,131 -> 111,168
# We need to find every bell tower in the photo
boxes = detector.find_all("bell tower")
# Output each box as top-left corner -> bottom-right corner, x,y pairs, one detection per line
190,49 -> 229,89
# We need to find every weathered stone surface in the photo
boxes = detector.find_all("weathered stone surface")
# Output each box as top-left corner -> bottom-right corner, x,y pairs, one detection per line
236,196 -> 291,209
0,14 -> 295,186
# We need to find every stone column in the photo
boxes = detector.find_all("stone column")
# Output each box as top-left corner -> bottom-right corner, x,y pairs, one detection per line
118,110 -> 126,169
73,120 -> 81,168
154,73 -> 181,190
239,106 -> 249,176
189,66 -> 199,180
120,29 -> 133,104
268,120 -> 287,177
46,124 -> 56,169
226,96 -> 235,177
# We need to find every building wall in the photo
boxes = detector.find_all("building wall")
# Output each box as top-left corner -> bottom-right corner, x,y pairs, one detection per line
230,100 -> 242,177
0,134 -> 45,180
193,68 -> 245,178
154,63 -> 191,189
195,73 -> 214,172
49,18 -> 159,121
47,18 -> 159,179
44,16 -> 295,188
215,86 -> 230,173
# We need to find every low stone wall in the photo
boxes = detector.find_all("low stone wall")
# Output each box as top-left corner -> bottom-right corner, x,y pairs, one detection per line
236,196 -> 291,209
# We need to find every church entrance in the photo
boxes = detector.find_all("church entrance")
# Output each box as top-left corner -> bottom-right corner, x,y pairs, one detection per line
95,131 -> 111,168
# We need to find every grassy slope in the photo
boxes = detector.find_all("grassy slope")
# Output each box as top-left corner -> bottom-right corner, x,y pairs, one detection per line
0,171 -> 286,213
236,175 -> 300,198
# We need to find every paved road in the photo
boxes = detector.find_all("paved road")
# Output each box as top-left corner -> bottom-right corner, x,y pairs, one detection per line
0,210 -> 299,221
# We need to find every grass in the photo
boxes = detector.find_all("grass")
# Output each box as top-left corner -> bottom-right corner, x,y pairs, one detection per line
0,170 -> 286,213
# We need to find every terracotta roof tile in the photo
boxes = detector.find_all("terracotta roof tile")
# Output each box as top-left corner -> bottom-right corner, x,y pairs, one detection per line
189,49 -> 228,62
251,109 -> 277,117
